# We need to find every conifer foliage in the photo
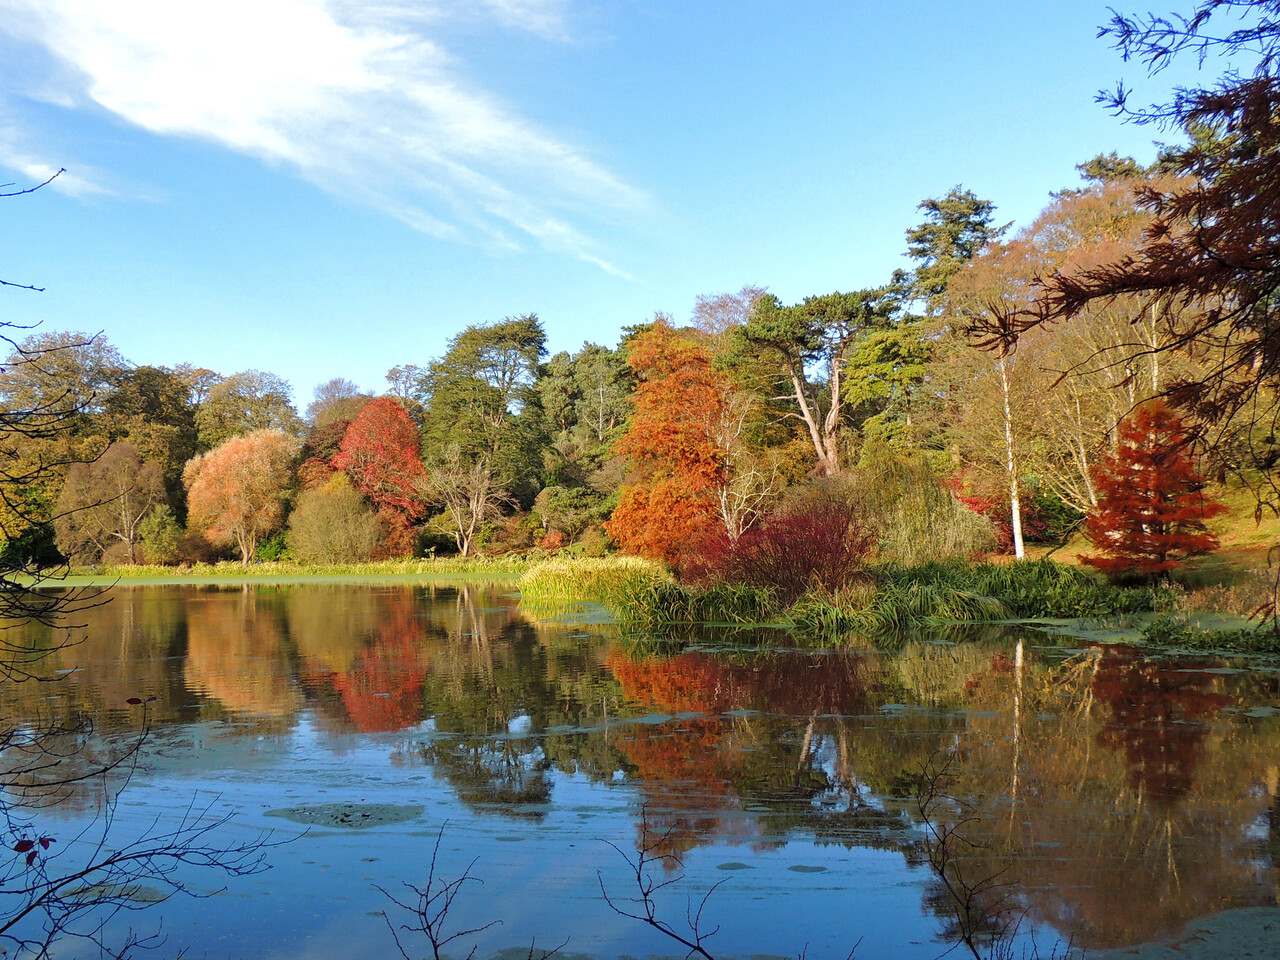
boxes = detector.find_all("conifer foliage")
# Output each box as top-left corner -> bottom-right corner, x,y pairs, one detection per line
604,322 -> 727,570
1083,402 -> 1225,578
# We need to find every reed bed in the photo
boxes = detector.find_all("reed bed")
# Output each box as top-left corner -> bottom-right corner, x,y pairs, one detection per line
98,555 -> 534,580
517,556 -> 670,608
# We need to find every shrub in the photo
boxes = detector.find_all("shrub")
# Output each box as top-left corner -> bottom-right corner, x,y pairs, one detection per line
538,529 -> 567,551
853,451 -> 997,564
688,488 -> 874,603
286,474 -> 383,564
138,504 -> 183,564
578,525 -> 610,558
255,532 -> 290,562
177,529 -> 219,565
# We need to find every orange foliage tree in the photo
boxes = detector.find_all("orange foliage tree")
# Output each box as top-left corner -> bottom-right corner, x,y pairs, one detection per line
604,322 -> 727,570
332,397 -> 425,556
183,428 -> 300,564
1083,402 -> 1225,578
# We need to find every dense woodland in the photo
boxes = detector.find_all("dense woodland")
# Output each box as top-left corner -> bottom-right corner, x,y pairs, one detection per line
5,1 -> 1279,624
10,159 -> 1242,581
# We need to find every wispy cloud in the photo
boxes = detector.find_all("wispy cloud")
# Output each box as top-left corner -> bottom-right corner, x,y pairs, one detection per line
0,111 -> 109,196
476,0 -> 571,41
0,0 -> 642,274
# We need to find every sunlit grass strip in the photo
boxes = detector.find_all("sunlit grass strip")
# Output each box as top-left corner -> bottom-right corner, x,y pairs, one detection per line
517,556 -> 671,609
611,580 -> 780,629
97,556 -> 533,580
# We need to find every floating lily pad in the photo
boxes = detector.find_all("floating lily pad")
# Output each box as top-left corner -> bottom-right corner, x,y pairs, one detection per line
786,864 -> 828,873
717,861 -> 753,871
265,802 -> 423,829
68,882 -> 168,903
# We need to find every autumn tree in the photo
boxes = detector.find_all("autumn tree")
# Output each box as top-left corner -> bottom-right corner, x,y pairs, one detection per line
975,1 -> 1280,513
194,370 -> 300,449
296,416 -> 351,489
605,322 -> 727,567
183,429 -> 299,564
1083,402 -> 1225,578
332,397 -> 425,555
53,442 -> 165,563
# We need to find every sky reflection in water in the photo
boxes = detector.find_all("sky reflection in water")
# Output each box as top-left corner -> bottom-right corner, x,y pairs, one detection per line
4,583 -> 1279,959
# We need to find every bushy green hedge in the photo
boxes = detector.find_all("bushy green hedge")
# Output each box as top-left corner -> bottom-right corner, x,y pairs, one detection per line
1141,612 -> 1280,653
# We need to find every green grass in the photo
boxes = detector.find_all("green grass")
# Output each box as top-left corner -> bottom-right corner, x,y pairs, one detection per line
517,555 -> 670,609
1140,612 -> 1280,654
56,555 -> 535,586
583,558 -> 1168,646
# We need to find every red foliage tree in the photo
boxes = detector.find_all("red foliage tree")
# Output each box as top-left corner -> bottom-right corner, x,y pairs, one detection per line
945,472 -> 1048,552
297,417 -> 352,489
1083,402 -> 1225,578
607,477 -> 723,571
1090,645 -> 1230,805
604,323 -> 728,570
332,397 -> 425,556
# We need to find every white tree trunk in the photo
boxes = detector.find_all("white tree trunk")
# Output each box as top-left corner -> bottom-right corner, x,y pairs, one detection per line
999,356 -> 1025,559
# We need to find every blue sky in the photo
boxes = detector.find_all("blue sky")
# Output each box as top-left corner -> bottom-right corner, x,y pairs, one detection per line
0,1 -> 1197,407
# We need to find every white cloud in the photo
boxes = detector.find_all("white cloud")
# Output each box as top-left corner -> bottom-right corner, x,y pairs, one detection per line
0,0 -> 642,273
477,0 -> 571,41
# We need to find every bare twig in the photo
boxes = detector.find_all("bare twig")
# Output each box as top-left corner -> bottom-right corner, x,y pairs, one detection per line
377,822 -> 502,960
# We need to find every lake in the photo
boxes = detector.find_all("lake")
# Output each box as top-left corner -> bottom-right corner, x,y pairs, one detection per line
4,582 -> 1279,959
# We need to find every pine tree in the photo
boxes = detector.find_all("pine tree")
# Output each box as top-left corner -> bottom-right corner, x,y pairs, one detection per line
1083,402 -> 1225,578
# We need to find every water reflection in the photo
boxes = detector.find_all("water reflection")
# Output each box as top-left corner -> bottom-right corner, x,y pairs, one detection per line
2,583 -> 1278,954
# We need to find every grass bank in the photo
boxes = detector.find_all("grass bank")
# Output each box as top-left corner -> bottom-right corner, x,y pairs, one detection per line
592,559 -> 1164,639
53,555 -> 535,587
1138,612 -> 1280,654
518,555 -> 1280,653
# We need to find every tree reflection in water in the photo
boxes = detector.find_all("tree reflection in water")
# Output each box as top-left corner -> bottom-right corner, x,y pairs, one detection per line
6,584 -> 1280,953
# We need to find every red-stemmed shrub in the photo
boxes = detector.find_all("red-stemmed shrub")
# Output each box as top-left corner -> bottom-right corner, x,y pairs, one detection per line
686,493 -> 874,602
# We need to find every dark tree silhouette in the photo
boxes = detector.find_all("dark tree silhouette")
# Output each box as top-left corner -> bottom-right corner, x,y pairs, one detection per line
971,1 -> 1280,498
0,172 -> 276,958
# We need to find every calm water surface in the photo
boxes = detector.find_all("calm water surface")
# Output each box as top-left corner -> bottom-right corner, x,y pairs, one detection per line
6,583 -> 1280,959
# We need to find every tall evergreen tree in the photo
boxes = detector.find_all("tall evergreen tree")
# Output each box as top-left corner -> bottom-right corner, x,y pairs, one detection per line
1083,402 -> 1225,578
899,186 -> 1007,314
